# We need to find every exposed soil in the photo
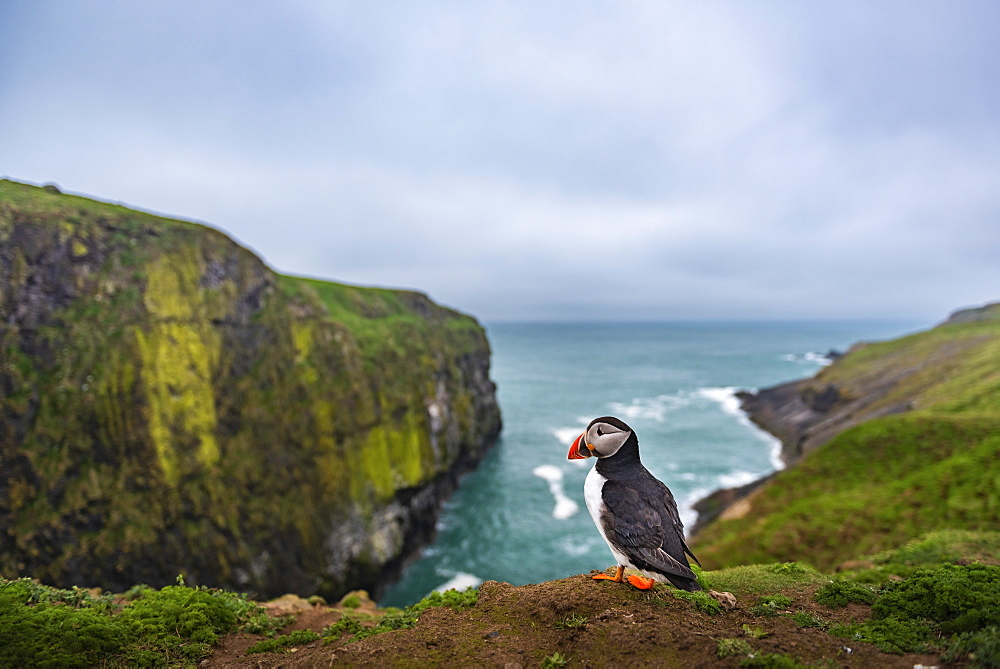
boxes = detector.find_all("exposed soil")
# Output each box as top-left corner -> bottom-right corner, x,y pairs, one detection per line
205,573 -> 943,668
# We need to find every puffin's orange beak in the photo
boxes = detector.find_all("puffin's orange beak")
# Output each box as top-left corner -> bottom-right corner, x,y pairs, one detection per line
567,432 -> 592,460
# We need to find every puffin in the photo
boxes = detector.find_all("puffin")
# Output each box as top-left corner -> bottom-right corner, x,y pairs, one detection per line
568,416 -> 701,591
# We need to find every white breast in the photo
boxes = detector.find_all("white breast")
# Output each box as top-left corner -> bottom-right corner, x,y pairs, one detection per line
583,466 -> 638,571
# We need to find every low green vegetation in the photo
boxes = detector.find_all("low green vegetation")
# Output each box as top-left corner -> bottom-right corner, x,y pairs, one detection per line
3,537 -> 998,666
553,612 -> 588,628
942,626 -> 1000,668
667,589 -> 723,615
247,629 -> 321,654
828,563 -> 1000,656
699,562 -> 825,595
324,587 -> 479,644
1,576 -> 480,665
789,611 -> 828,629
717,637 -> 753,658
813,579 -> 877,607
739,652 -> 809,668
749,594 -> 792,617
0,576 -> 283,667
540,651 -> 570,668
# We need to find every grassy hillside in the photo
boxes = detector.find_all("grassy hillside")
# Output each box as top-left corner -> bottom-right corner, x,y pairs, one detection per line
692,310 -> 1000,571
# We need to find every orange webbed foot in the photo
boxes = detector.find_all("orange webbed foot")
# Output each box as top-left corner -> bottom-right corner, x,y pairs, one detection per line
592,565 -> 625,583
627,575 -> 656,590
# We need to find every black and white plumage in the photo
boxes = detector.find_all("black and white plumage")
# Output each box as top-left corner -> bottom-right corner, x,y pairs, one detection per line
568,416 -> 701,591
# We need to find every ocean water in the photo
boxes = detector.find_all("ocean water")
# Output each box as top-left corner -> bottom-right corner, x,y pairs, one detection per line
380,320 -> 923,606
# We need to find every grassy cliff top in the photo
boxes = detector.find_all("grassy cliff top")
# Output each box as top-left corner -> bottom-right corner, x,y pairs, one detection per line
4,530 -> 998,668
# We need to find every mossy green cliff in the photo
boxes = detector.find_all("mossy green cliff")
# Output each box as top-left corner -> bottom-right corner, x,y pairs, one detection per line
691,302 -> 1000,571
0,179 -> 501,599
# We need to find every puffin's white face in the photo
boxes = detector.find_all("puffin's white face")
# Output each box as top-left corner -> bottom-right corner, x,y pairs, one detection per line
567,417 -> 633,460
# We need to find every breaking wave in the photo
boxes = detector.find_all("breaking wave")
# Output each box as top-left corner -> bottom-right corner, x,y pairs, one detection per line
607,394 -> 690,422
697,386 -> 784,470
434,572 -> 482,592
533,465 -> 579,519
782,351 -> 835,366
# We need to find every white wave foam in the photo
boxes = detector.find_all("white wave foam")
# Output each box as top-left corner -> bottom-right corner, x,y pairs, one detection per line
557,536 -> 600,556
695,386 -> 742,417
697,386 -> 784,470
552,427 -> 582,446
533,465 -> 579,519
781,351 -> 835,366
607,394 -> 688,422
718,469 -> 762,489
435,572 -> 482,592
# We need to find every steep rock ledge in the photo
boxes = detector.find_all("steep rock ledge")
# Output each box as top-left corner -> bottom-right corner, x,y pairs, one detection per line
0,180 -> 501,600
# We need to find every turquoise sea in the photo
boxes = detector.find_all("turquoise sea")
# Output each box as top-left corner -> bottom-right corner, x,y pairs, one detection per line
381,320 -> 924,606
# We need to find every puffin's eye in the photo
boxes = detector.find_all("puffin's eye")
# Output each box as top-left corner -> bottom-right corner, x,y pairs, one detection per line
596,427 -> 603,436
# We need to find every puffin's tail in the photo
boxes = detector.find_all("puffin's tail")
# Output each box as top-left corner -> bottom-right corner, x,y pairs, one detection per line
667,573 -> 702,592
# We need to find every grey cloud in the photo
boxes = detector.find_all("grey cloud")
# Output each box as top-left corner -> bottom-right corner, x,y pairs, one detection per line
2,1 -> 999,322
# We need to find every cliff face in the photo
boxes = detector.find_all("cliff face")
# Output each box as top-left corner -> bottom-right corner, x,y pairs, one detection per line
0,180 -> 501,599
690,303 -> 1000,568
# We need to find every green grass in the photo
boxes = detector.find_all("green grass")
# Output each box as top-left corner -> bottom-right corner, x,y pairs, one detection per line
324,588 -> 479,643
553,612 -> 588,629
739,652 -> 809,668
0,577 -> 284,667
699,562 -> 826,595
694,413 -> 1000,570
247,629 -> 321,654
667,589 -> 723,615
692,309 -> 1000,574
814,580 -> 878,608
828,563 -> 1000,655
717,638 -> 753,658
749,594 -> 793,617
942,626 -> 1000,668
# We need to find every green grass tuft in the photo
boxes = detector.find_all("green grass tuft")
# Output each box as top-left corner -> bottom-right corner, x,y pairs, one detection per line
739,652 -> 809,668
872,563 -> 1000,634
0,576 -> 281,667
942,625 -> 1000,668
742,623 -> 769,639
699,562 -> 825,595
717,638 -> 753,658
327,588 -> 479,644
750,594 -> 792,617
789,611 -> 829,629
247,629 -> 321,654
814,579 -> 878,608
829,617 -> 935,655
669,589 -> 723,615
554,613 -> 588,629
541,651 -> 570,668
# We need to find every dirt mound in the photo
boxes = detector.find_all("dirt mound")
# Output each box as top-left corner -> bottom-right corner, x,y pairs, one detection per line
206,572 -> 940,667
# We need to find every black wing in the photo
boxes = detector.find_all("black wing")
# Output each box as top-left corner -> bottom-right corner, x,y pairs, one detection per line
601,478 -> 700,590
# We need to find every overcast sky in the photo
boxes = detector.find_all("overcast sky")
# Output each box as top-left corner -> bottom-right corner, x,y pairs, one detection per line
2,1 -> 998,322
